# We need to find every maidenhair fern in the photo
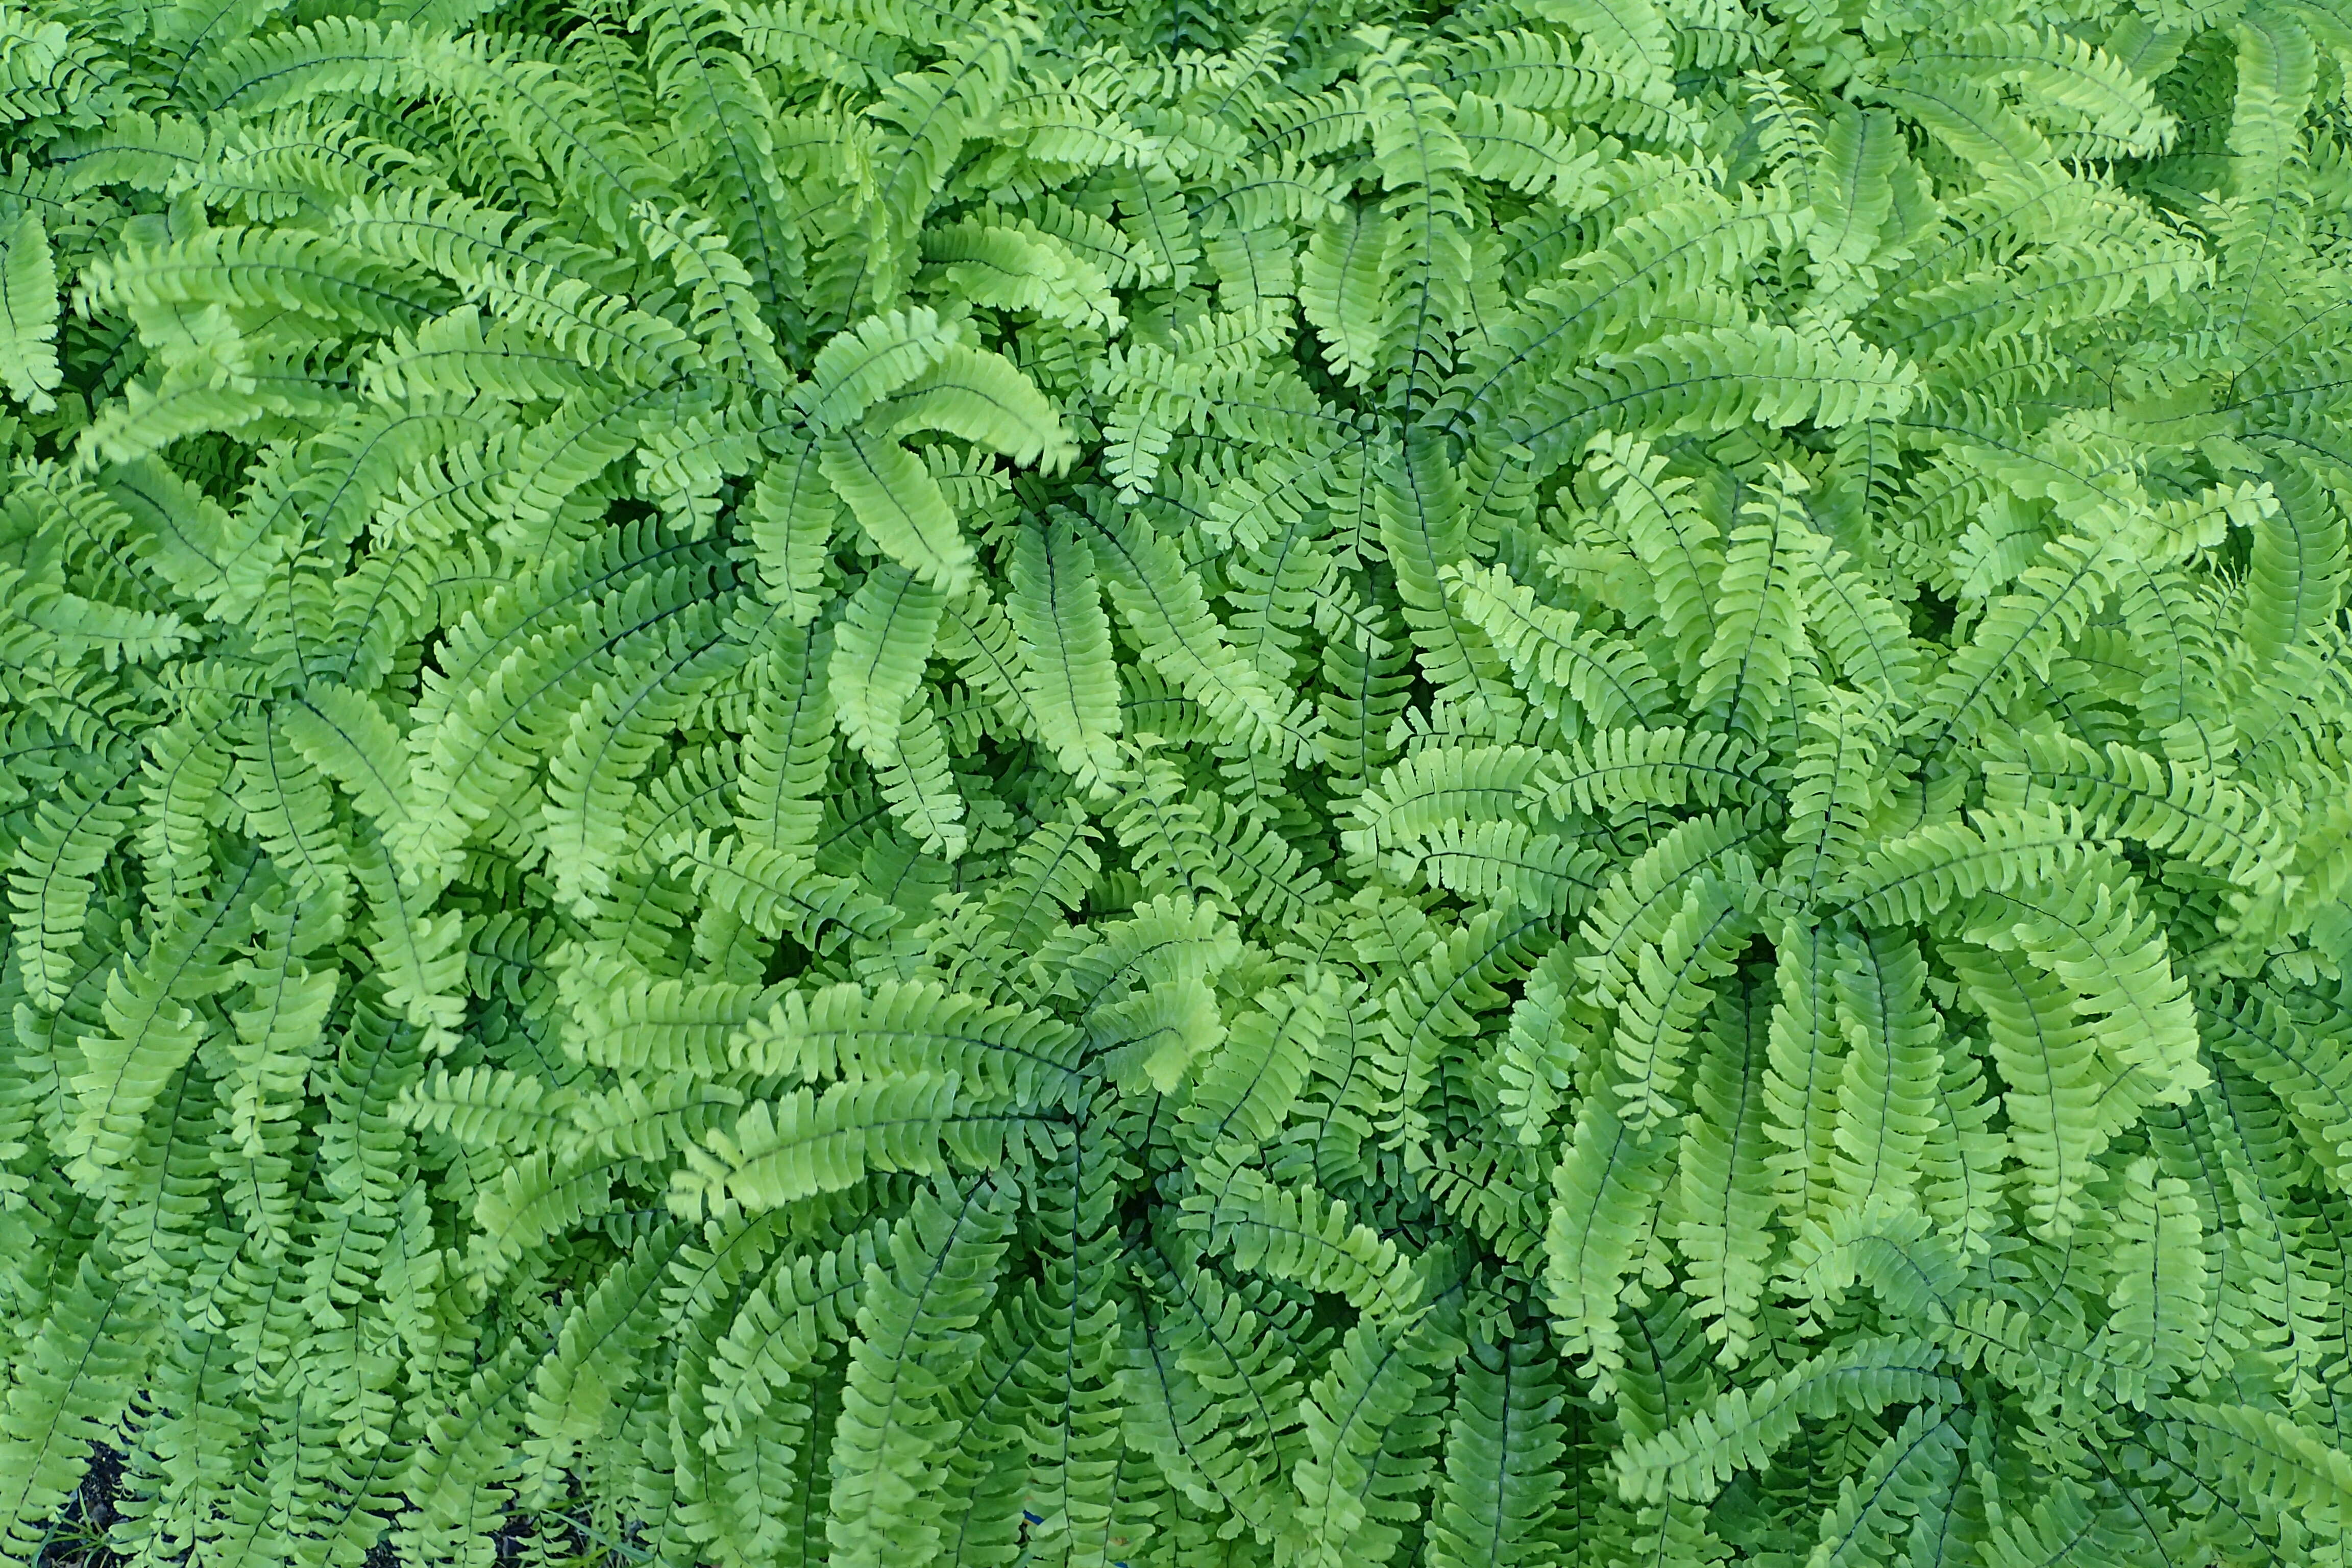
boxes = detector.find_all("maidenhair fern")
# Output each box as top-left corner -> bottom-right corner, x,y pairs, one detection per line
8,1 -> 2352,1566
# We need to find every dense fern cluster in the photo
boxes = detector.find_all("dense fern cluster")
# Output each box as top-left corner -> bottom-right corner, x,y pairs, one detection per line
9,0 -> 2352,1564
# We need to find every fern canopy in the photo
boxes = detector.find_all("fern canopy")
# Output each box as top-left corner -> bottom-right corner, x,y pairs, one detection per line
7,2 -> 2352,1566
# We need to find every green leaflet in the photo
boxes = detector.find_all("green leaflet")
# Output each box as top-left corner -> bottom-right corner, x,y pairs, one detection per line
1005,516 -> 1122,789
828,563 -> 945,762
1672,985 -> 1776,1365
10,4 -> 2352,1567
1804,1403 -> 1963,1568
1426,1333 -> 1567,1568
0,209 -> 60,413
1545,1079 -> 1674,1394
826,1175 -> 1017,1568
1613,1334 -> 1956,1505
818,428 -> 974,595
1691,463 -> 1823,741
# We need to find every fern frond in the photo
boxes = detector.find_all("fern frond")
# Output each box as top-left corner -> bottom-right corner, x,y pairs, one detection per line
1180,1156 -> 1421,1321
79,225 -> 444,336
1832,803 -> 2093,927
1178,976 -> 1335,1162
1581,433 -> 1722,688
1426,1333 -> 1567,1568
1612,1335 -> 1953,1504
1804,1404 -> 1962,1568
662,829 -> 902,950
1670,983 -> 1777,1369
1082,505 -> 1317,764
0,1252 -> 157,1568
1610,874 -> 1754,1133
736,624 -> 836,856
66,859 -> 256,1194
1692,464 -> 1823,742
1505,322 -> 1916,470
0,209 -> 60,412
8,777 -> 135,1010
828,564 -> 944,763
1528,725 -> 1763,820
1441,560 -> 1673,730
1006,517 -> 1122,788
818,427 -> 974,595
1943,939 -> 2128,1236
1823,926 -> 1943,1226
727,978 -> 1085,1110
1963,868 -> 2204,1114
1577,805 -> 1773,1014
2159,1399 -> 2352,1522
671,1074 -> 966,1218
702,1220 -> 883,1451
825,1175 -> 1017,1568
1346,743 -> 1552,866
1986,728 -> 2291,894
1287,1304 -> 1457,1568
1778,688 -> 1893,908
1545,1083 -> 1673,1395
